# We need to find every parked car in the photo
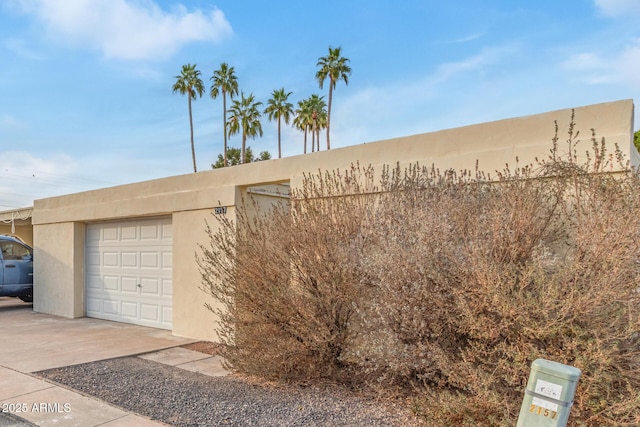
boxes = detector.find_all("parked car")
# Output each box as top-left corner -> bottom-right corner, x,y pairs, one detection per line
0,235 -> 33,303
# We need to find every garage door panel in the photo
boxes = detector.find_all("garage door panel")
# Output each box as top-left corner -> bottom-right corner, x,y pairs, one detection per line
121,225 -> 137,240
104,300 -> 119,315
87,297 -> 101,312
140,252 -> 158,268
86,250 -> 100,267
141,304 -> 159,321
102,226 -> 119,241
162,306 -> 172,323
121,252 -> 138,267
104,275 -> 119,291
86,217 -> 172,330
140,224 -> 160,240
86,227 -> 101,242
162,279 -> 172,296
162,223 -> 172,239
121,301 -> 138,318
162,252 -> 172,269
103,251 -> 119,267
86,274 -> 102,289
121,277 -> 138,293
140,278 -> 159,295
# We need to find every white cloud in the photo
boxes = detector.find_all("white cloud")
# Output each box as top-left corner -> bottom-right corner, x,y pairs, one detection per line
12,0 -> 233,60
0,151 -> 75,177
564,52 -> 603,70
0,114 -> 27,131
123,65 -> 164,81
331,45 -> 519,147
562,40 -> 640,88
3,38 -> 45,60
437,32 -> 486,45
616,42 -> 640,87
594,0 -> 640,17
432,51 -> 492,82
0,151 -> 78,208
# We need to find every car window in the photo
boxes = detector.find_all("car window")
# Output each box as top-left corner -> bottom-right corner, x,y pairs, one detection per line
0,241 -> 32,260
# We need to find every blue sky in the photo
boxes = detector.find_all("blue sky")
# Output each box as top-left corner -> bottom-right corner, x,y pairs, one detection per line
1,0 -> 639,209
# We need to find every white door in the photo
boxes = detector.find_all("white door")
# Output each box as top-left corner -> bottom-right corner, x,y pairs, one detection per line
86,217 -> 173,329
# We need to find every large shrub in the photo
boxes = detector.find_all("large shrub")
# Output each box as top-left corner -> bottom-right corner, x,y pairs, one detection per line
198,165 -> 378,381
199,119 -> 640,425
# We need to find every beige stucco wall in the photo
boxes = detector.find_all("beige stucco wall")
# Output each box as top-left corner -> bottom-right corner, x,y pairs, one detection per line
29,99 -> 636,340
0,225 -> 33,246
33,100 -> 636,225
172,207 -> 236,340
33,222 -> 85,317
0,208 -> 33,246
171,190 -> 289,341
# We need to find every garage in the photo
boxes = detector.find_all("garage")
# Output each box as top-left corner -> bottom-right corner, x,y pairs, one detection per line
85,217 -> 173,329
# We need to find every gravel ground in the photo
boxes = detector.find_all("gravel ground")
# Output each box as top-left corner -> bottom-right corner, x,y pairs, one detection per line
0,412 -> 38,427
36,357 -> 420,427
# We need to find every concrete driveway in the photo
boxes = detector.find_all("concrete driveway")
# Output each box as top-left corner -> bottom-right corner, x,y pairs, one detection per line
0,297 -> 195,426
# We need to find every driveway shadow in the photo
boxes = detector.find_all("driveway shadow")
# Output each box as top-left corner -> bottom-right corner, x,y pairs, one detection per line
0,297 -> 32,312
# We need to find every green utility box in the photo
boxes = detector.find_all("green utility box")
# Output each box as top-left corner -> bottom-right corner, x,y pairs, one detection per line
516,359 -> 581,427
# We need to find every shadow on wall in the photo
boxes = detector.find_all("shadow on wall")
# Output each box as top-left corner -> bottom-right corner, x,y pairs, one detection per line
32,246 -> 79,318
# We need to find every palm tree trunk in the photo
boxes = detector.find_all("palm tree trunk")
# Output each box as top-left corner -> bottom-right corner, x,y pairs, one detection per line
189,96 -> 197,172
223,92 -> 228,167
304,127 -> 308,154
326,83 -> 333,150
241,132 -> 246,164
311,125 -> 316,153
277,117 -> 282,158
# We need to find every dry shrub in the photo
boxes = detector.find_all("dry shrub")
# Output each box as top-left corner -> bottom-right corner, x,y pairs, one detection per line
198,166 -> 379,381
198,117 -> 640,425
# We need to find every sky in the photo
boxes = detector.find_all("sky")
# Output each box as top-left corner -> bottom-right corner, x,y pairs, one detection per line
1,0 -> 640,209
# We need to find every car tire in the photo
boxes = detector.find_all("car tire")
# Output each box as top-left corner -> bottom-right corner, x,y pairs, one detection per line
19,294 -> 33,303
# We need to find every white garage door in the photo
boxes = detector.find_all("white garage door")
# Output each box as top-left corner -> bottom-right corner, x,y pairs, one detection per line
86,217 -> 173,330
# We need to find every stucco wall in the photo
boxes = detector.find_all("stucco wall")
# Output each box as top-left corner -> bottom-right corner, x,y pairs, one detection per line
33,100 -> 636,226
0,208 -> 33,246
30,99 -> 636,340
33,222 -> 84,317
0,225 -> 33,246
172,207 -> 236,340
171,190 -> 289,341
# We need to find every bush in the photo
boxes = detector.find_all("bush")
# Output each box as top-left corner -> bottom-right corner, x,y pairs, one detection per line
198,166 -> 378,381
198,117 -> 640,425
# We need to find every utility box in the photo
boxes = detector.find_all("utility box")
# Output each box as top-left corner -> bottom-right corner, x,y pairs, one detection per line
516,359 -> 581,427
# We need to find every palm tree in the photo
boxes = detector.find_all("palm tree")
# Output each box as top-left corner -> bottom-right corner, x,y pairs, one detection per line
227,92 -> 263,164
264,88 -> 294,159
316,46 -> 351,151
210,63 -> 239,167
315,109 -> 327,151
294,99 -> 312,154
307,94 -> 327,152
173,64 -> 205,172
